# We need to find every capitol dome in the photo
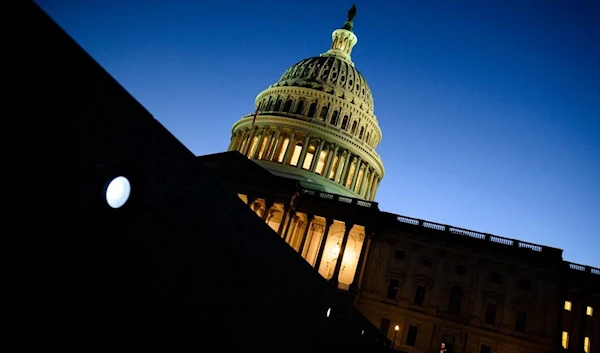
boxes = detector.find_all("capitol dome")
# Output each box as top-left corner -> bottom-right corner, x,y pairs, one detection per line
227,5 -> 384,201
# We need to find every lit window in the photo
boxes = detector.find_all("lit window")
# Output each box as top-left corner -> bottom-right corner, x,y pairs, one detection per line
564,301 -> 572,311
562,331 -> 569,349
584,336 -> 590,353
587,306 -> 593,316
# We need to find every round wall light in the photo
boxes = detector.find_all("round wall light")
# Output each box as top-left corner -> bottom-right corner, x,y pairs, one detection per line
105,176 -> 131,208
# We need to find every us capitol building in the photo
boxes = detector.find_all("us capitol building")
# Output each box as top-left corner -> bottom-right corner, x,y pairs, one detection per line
199,5 -> 599,353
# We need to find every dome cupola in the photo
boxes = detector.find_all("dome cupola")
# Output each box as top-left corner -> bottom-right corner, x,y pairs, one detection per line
228,5 -> 384,201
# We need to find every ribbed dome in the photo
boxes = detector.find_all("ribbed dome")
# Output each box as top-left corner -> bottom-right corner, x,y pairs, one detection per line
272,56 -> 374,112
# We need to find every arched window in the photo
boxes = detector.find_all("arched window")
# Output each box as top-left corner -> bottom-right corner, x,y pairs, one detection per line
295,100 -> 304,114
359,126 -> 365,139
290,142 -> 303,166
448,286 -> 463,315
302,145 -> 316,170
319,105 -> 329,121
341,115 -> 349,130
276,138 -> 289,162
350,121 -> 358,134
366,132 -> 370,145
283,99 -> 293,112
274,99 -> 283,111
307,102 -> 316,117
315,150 -> 328,175
330,110 -> 339,126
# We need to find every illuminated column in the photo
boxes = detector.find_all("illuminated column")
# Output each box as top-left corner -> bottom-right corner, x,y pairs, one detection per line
261,129 -> 275,160
366,171 -> 377,200
337,151 -> 351,184
242,127 -> 257,155
371,178 -> 380,200
267,130 -> 281,161
236,130 -> 248,152
314,218 -> 334,271
276,203 -> 290,236
325,145 -> 339,178
297,134 -> 311,169
227,133 -> 237,151
311,139 -> 326,172
349,229 -> 371,293
283,131 -> 297,164
350,158 -> 362,191
359,167 -> 370,196
330,222 -> 354,286
298,214 -> 314,254
283,211 -> 297,241
261,199 -> 273,221
251,128 -> 266,159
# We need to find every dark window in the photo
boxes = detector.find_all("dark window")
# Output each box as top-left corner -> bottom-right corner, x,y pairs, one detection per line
274,99 -> 283,111
283,99 -> 293,112
351,121 -> 358,134
448,286 -> 463,315
319,105 -> 329,120
307,102 -> 316,117
359,126 -> 365,139
515,310 -> 527,332
519,278 -> 532,291
379,318 -> 390,336
480,344 -> 491,353
414,286 -> 426,306
421,256 -> 432,267
294,100 -> 304,114
406,325 -> 418,346
341,115 -> 349,130
456,264 -> 466,275
491,272 -> 502,283
394,249 -> 405,260
484,302 -> 497,325
330,110 -> 339,125
387,279 -> 399,299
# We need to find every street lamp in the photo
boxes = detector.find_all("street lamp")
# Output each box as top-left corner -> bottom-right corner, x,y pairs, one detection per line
393,324 -> 400,349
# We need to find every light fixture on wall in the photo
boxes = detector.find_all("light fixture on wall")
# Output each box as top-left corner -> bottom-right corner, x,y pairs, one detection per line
393,324 -> 399,349
333,242 -> 340,257
105,176 -> 131,208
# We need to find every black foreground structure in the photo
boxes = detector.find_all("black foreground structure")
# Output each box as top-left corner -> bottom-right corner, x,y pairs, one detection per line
26,2 -> 391,351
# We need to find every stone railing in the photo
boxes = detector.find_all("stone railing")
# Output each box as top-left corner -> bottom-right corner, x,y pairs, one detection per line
566,262 -> 600,276
300,188 -> 376,209
389,212 -> 557,255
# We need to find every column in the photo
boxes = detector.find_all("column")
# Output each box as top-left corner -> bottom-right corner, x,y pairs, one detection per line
330,222 -> 354,286
310,139 -> 326,172
337,152 -> 350,184
325,145 -> 339,178
267,130 -> 281,161
246,195 -> 256,207
283,132 -> 296,165
371,178 -> 380,200
261,129 -> 275,160
282,211 -> 296,241
358,165 -> 369,195
314,218 -> 334,271
242,127 -> 257,155
298,214 -> 314,254
227,133 -> 237,151
366,172 -> 377,200
350,158 -> 362,190
236,130 -> 248,152
251,128 -> 266,159
296,134 -> 311,169
349,228 -> 371,293
261,199 -> 274,221
276,204 -> 290,236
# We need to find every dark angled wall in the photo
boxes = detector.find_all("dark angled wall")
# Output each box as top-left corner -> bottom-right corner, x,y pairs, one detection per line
24,2 -> 390,352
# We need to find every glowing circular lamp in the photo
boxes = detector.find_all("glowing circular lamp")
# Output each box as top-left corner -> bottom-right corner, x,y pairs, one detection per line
105,176 -> 131,208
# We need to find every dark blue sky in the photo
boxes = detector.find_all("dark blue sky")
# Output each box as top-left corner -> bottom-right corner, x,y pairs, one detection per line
36,0 -> 599,267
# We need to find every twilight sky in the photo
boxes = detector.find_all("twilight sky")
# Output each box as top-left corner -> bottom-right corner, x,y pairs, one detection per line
36,0 -> 599,267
